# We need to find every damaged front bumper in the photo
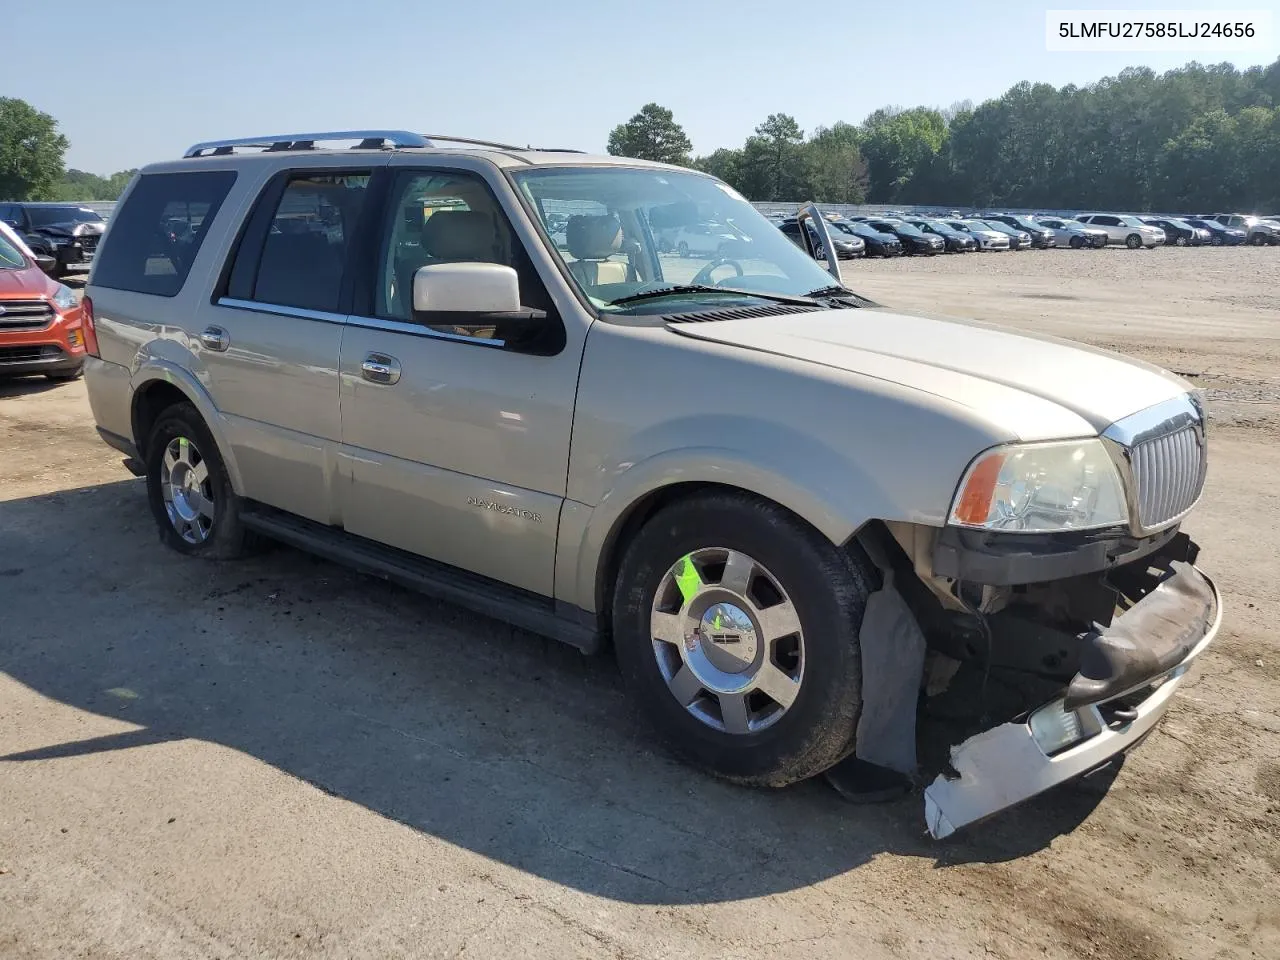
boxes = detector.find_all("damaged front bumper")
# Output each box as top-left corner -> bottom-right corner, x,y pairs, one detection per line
923,563 -> 1222,840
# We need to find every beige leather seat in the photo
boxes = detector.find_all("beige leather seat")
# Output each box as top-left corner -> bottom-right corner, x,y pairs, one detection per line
409,209 -> 506,337
565,214 -> 631,289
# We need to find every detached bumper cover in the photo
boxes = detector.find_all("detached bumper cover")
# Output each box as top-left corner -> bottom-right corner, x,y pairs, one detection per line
923,566 -> 1221,840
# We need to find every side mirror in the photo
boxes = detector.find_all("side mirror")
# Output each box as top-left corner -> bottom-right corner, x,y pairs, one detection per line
411,262 -> 545,332
34,253 -> 57,273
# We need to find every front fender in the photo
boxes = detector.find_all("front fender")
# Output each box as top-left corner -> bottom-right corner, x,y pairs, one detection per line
565,440 -> 891,615
130,357 -> 245,495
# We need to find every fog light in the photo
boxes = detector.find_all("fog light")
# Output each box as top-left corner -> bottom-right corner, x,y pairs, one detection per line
1029,700 -> 1087,756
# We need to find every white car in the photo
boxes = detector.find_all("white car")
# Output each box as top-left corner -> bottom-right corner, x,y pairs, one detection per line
1075,214 -> 1164,249
944,219 -> 1010,251
665,221 -> 751,258
1033,216 -> 1109,249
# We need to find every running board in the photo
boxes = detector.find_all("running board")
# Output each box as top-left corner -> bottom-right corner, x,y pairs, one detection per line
240,504 -> 601,654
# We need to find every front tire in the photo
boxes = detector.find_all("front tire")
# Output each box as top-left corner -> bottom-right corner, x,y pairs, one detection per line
145,402 -> 254,560
612,492 -> 875,787
1125,233 -> 1142,249
1069,236 -> 1083,249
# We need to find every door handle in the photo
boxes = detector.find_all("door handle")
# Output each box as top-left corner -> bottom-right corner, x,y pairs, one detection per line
199,326 -> 229,352
361,353 -> 401,385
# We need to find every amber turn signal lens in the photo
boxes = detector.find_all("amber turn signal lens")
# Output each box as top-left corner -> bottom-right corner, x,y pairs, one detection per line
953,452 -> 1005,526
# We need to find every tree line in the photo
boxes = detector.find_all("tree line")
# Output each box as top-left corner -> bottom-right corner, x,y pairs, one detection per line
0,97 -> 137,203
608,58 -> 1280,212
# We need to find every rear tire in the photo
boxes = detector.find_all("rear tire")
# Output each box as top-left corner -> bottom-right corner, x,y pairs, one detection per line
612,492 -> 875,787
145,402 -> 255,560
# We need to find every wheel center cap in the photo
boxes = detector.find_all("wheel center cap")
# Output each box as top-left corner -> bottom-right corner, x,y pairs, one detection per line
693,602 -> 758,673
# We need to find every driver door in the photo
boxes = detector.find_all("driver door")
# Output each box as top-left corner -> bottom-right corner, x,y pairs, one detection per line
336,163 -> 583,597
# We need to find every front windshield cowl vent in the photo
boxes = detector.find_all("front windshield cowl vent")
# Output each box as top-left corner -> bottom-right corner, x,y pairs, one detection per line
664,304 -> 823,324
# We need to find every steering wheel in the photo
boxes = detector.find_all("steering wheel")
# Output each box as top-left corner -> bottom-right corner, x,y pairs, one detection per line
691,258 -> 744,286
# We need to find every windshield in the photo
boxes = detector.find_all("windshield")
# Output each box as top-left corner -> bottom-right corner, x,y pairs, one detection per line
1163,218 -> 1194,230
1118,216 -> 1146,227
512,166 -> 840,312
26,206 -> 104,228
0,231 -> 29,268
1012,217 -> 1041,231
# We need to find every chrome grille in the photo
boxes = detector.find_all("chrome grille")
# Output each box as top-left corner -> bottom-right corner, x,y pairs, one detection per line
1130,423 -> 1205,529
0,299 -> 55,330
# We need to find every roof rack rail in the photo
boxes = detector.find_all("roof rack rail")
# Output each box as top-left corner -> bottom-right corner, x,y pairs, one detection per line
184,130 -> 586,159
184,130 -> 430,158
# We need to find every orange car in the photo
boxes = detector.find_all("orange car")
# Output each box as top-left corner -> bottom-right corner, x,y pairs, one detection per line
0,224 -> 88,381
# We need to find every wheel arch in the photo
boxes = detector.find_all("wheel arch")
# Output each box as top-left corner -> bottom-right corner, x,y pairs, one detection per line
576,456 -> 868,632
130,361 -> 245,493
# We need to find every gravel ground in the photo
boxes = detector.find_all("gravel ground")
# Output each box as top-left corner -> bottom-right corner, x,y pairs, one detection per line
1,249 -> 1278,959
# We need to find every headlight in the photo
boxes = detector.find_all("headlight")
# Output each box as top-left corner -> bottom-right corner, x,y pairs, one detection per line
948,438 -> 1128,533
51,283 -> 78,312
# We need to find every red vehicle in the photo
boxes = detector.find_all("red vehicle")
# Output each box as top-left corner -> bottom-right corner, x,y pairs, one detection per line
0,225 -> 88,381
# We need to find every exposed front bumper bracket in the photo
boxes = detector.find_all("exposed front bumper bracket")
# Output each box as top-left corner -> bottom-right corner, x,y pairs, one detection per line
923,566 -> 1221,840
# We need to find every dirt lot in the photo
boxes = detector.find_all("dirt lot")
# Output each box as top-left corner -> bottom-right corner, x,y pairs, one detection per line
2,248 -> 1278,959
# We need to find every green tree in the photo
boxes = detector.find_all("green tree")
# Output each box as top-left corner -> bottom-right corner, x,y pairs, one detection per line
606,103 -> 692,165
858,107 -> 947,203
802,123 -> 868,203
736,114 -> 806,201
692,147 -> 744,187
0,98 -> 69,200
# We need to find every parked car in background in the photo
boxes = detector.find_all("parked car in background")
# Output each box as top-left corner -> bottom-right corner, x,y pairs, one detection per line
0,223 -> 88,381
971,219 -> 1032,250
861,218 -> 944,255
981,214 -> 1057,249
668,221 -> 753,258
1032,216 -> 1108,249
1198,213 -> 1280,246
777,218 -> 864,259
1075,214 -> 1164,249
944,219 -> 1011,251
905,218 -> 976,252
828,218 -> 901,257
1141,217 -> 1209,247
1182,217 -> 1247,246
0,202 -> 107,277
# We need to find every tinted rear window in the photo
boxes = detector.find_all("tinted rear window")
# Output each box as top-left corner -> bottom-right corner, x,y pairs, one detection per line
93,171 -> 236,297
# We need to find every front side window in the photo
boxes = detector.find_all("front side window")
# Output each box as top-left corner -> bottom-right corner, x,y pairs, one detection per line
512,167 -> 841,315
93,171 -> 236,297
374,169 -> 551,342
249,173 -> 369,313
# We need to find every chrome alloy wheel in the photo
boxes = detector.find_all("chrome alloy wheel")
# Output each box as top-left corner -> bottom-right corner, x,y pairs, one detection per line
160,436 -> 215,544
650,548 -> 804,734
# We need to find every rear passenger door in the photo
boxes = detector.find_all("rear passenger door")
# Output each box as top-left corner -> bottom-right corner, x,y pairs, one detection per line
196,166 -> 375,523
335,161 -> 579,597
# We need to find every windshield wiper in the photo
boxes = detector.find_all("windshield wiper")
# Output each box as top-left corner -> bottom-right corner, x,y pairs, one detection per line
607,284 -> 819,308
804,285 -> 875,306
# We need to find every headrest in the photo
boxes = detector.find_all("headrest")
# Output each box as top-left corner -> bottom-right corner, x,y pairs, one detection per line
422,210 -> 498,262
567,214 -> 622,260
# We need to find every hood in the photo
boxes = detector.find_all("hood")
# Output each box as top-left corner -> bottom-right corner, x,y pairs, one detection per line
0,265 -> 53,297
32,220 -> 105,238
668,308 -> 1189,435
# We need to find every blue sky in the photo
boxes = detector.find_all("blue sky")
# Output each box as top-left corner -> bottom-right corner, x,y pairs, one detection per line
6,0 -> 1277,174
